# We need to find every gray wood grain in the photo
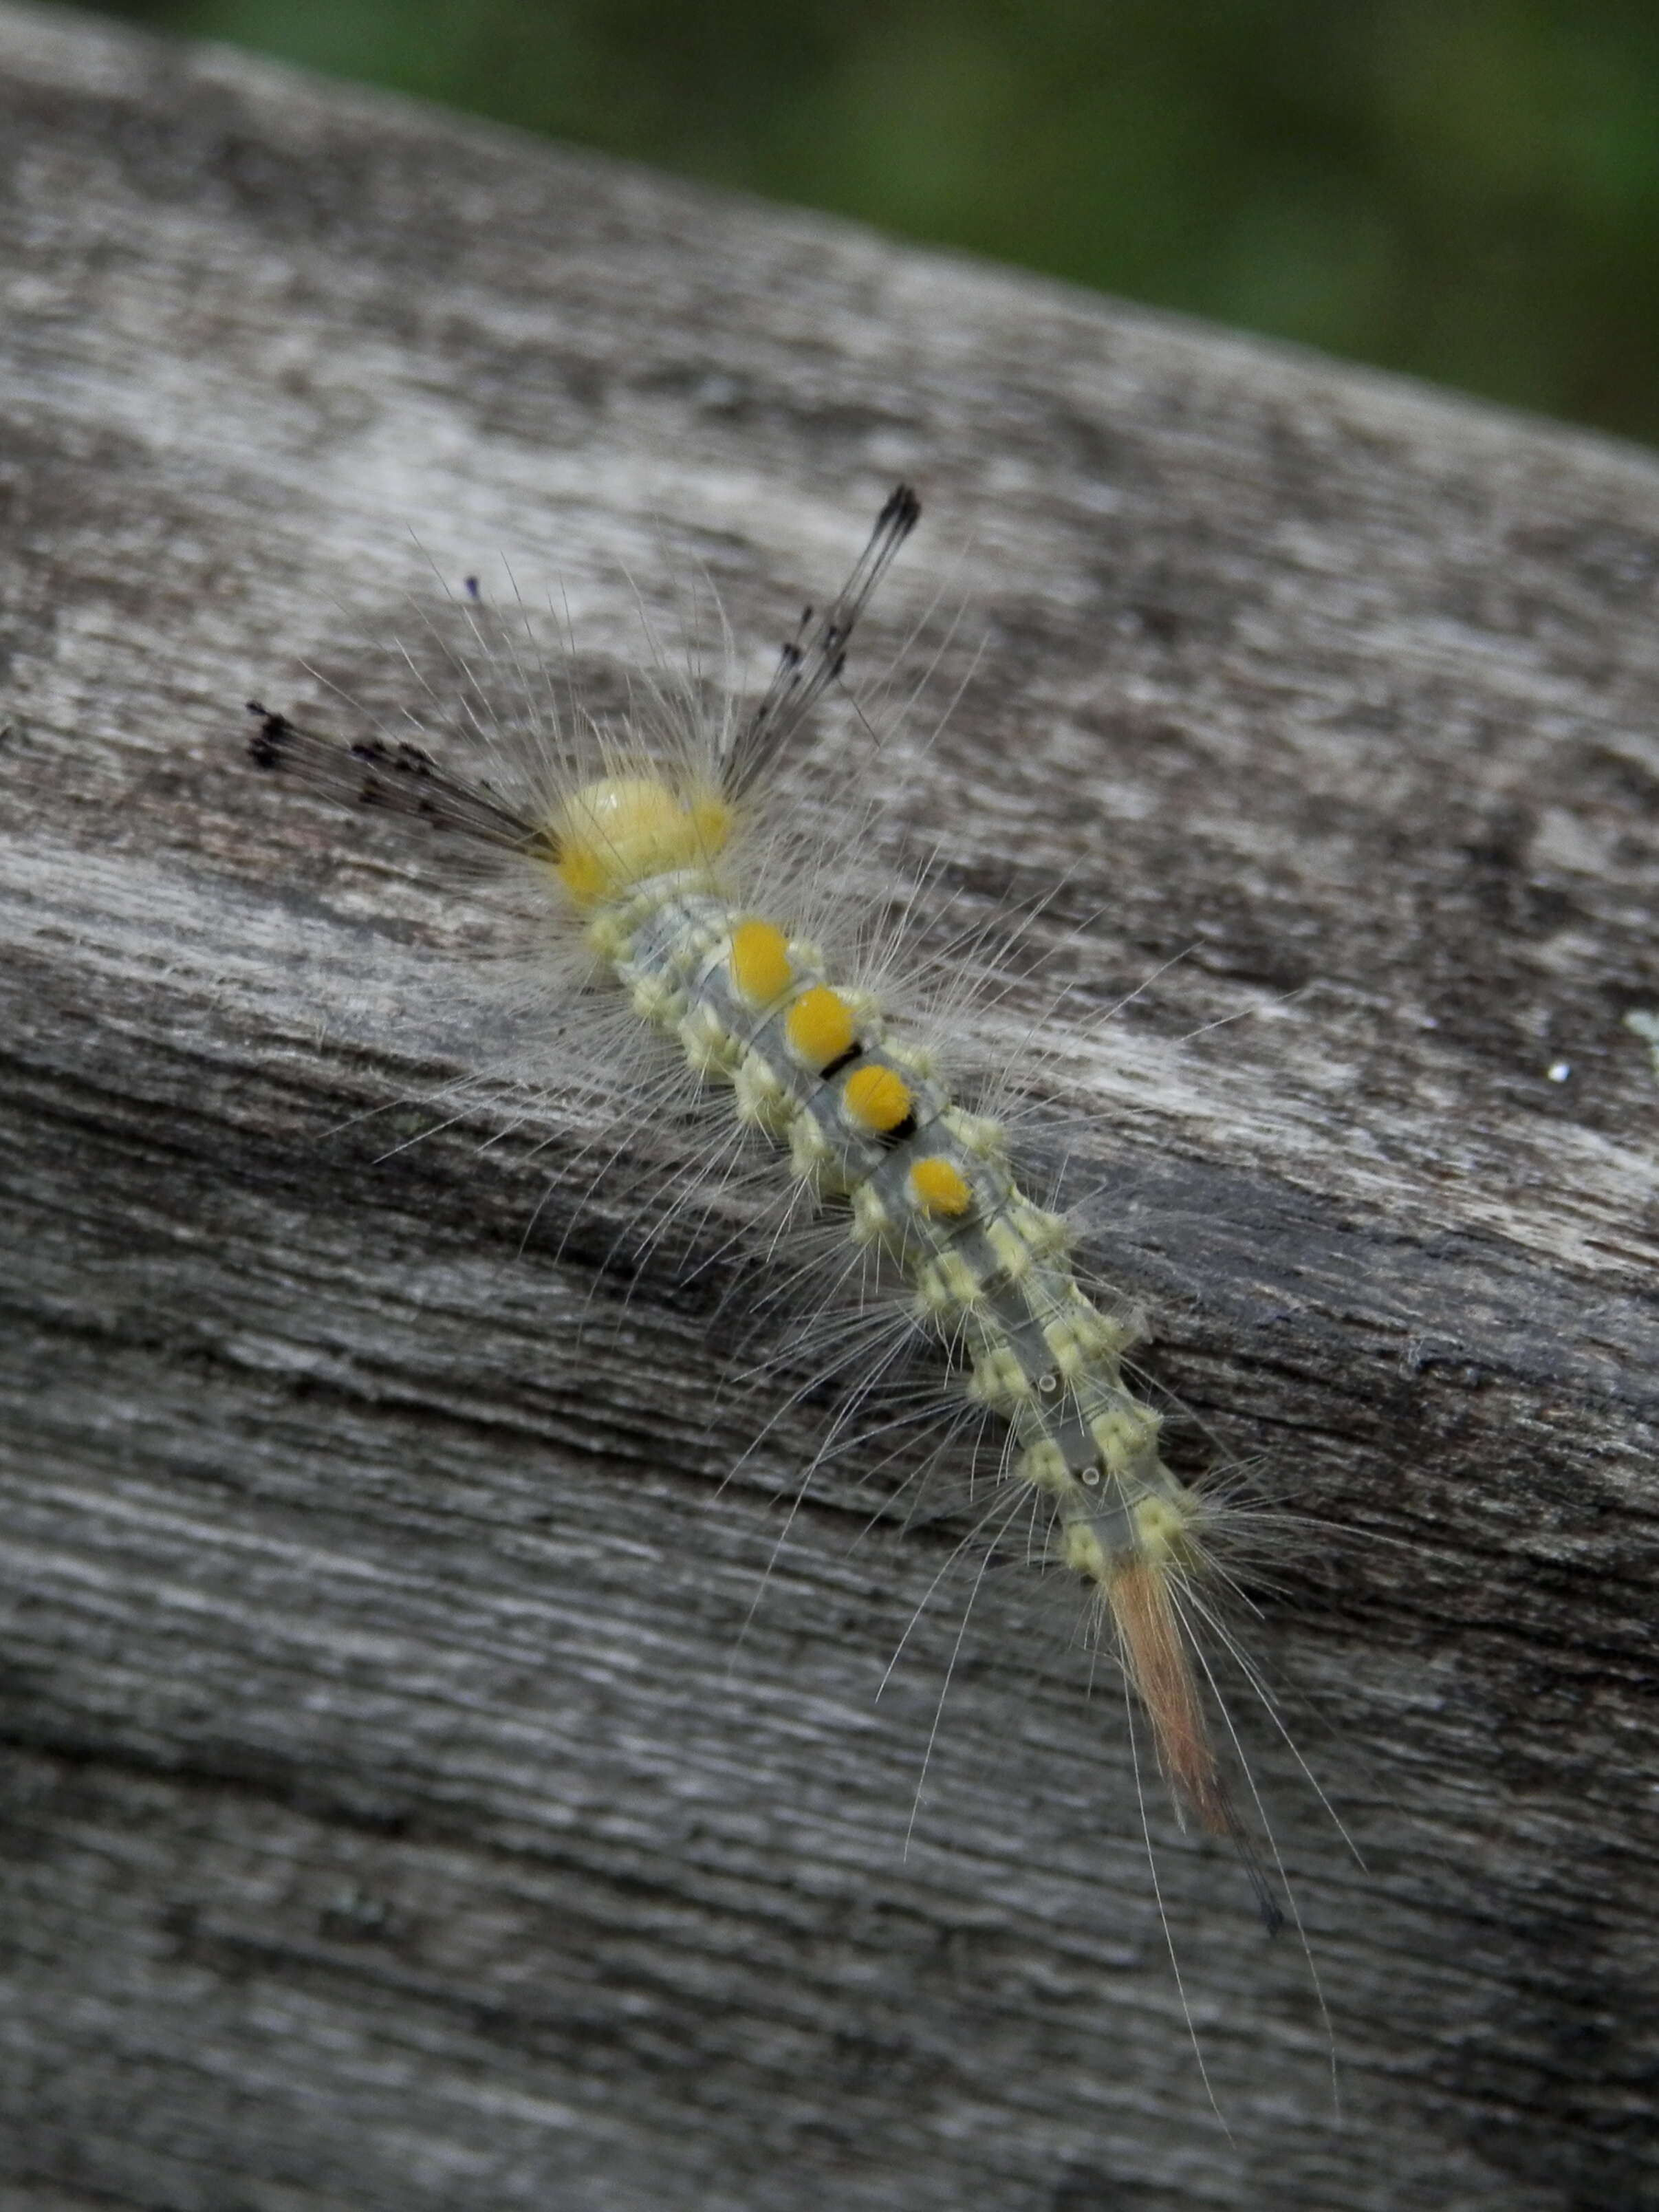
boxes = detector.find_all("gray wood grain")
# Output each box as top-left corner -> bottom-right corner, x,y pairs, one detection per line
1,6 -> 1655,2207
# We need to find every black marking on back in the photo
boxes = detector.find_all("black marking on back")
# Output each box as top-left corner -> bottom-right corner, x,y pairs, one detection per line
818,1042 -> 864,1081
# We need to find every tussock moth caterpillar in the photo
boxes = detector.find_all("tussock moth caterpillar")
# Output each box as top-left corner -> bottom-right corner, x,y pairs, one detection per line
246,487 -> 1302,1944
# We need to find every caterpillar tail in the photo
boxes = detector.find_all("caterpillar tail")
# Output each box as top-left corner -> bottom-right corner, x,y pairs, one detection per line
1105,1552 -> 1286,1935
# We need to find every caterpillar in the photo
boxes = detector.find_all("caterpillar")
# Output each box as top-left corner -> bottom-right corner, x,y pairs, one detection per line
245,486 -> 1287,1933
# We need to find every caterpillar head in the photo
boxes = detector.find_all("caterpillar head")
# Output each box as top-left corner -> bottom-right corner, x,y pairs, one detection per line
549,774 -> 733,908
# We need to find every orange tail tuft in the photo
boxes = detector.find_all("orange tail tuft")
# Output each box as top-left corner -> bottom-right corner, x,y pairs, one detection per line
1109,1556 -> 1284,1933
1109,1557 -> 1230,1835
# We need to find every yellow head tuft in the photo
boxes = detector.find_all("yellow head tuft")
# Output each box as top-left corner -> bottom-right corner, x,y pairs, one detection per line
550,775 -> 732,909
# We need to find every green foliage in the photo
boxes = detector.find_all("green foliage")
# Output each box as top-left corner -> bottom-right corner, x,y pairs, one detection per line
98,0 -> 1659,445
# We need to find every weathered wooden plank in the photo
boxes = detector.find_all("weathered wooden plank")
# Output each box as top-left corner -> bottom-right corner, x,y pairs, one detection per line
1,6 -> 1654,2208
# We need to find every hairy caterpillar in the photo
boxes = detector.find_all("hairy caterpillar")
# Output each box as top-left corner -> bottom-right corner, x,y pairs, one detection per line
246,487 -> 1289,1936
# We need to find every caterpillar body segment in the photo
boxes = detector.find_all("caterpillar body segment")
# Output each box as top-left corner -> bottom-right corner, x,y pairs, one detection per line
246,487 -> 1270,1909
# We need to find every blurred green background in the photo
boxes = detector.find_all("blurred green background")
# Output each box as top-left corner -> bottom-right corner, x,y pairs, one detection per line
99,0 -> 1659,447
